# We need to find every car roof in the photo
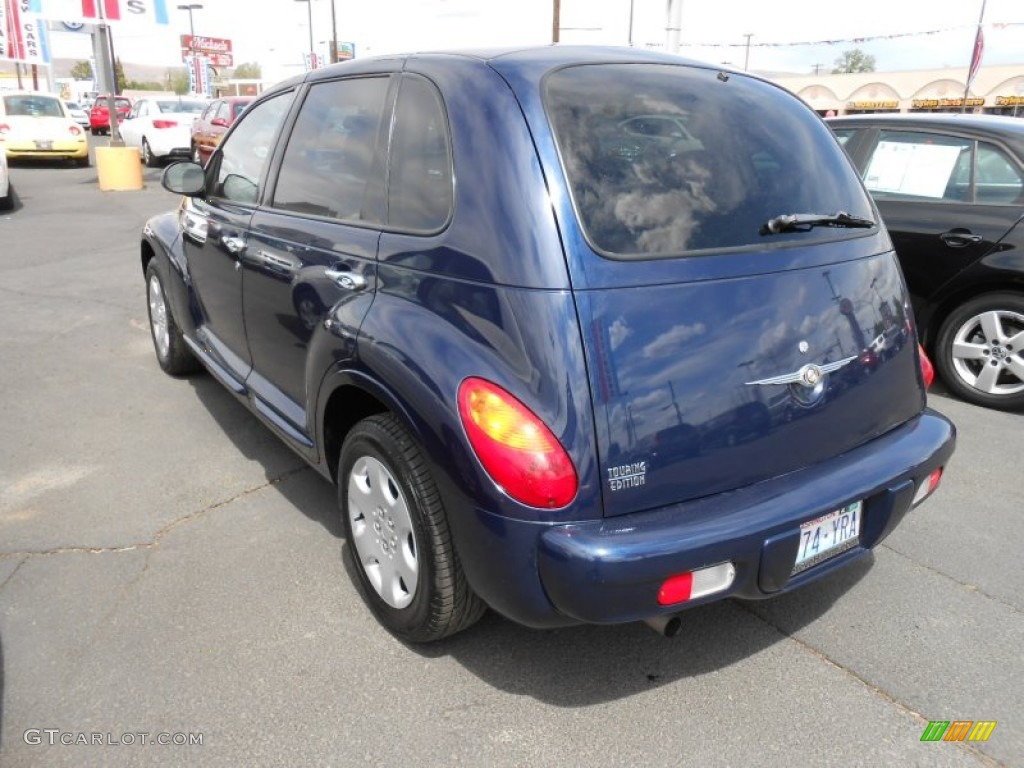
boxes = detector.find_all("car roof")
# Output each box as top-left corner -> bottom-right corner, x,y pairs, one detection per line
268,44 -> 745,94
827,112 -> 1024,136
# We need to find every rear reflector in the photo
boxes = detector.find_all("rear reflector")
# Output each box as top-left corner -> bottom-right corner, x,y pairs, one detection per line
912,467 -> 943,507
919,344 -> 935,389
658,562 -> 736,606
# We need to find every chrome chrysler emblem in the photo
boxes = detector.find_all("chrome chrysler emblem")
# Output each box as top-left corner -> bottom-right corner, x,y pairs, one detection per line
801,364 -> 822,387
745,355 -> 857,389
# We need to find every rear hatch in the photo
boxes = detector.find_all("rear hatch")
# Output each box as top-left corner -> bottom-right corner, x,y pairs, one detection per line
541,62 -> 925,517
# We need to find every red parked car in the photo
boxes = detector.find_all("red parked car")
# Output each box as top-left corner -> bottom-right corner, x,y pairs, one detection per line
89,95 -> 132,135
190,96 -> 252,164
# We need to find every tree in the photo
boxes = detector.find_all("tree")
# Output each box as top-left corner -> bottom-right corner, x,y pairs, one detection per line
832,49 -> 876,74
233,62 -> 262,79
114,58 -> 127,93
166,68 -> 191,95
70,61 -> 93,80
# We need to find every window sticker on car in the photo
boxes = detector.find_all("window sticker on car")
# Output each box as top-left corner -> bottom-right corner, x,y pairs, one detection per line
864,142 -> 961,198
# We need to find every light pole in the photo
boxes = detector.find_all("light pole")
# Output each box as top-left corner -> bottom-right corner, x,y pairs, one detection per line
177,3 -> 203,49
743,33 -> 753,71
295,0 -> 315,68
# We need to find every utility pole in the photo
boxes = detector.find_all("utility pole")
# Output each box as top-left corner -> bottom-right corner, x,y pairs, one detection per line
330,0 -> 338,62
743,33 -> 753,71
552,0 -> 560,43
666,0 -> 682,53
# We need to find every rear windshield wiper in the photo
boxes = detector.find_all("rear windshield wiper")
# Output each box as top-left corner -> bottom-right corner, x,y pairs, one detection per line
760,211 -> 875,235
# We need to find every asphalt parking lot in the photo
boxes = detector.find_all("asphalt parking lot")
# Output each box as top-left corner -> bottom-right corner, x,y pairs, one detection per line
1,138 -> 1021,767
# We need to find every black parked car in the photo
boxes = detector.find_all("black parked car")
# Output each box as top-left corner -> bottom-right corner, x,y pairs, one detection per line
141,48 -> 954,642
829,114 -> 1024,410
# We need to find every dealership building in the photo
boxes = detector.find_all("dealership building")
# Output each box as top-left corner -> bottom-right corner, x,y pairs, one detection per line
772,63 -> 1024,117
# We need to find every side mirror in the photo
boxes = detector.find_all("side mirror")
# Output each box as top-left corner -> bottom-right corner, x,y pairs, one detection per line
161,161 -> 206,196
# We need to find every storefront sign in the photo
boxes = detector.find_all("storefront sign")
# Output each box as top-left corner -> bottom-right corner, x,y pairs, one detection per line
846,100 -> 899,110
911,98 -> 984,109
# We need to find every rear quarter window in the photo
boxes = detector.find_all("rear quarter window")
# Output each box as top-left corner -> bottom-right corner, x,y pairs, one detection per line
544,64 -> 873,258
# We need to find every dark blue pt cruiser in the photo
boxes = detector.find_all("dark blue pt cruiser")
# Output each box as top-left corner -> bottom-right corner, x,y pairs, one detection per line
142,46 -> 956,641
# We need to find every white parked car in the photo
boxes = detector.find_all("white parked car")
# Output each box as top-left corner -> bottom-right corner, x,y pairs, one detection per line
119,97 -> 208,167
0,151 -> 12,210
63,100 -> 90,128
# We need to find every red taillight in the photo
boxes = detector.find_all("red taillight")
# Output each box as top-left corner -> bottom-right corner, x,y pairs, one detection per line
69,125 -> 82,136
152,119 -> 178,129
0,123 -> 9,135
919,344 -> 935,389
457,377 -> 577,508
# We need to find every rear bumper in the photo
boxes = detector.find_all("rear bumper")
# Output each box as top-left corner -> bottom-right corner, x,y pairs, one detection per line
5,140 -> 88,160
457,409 -> 955,628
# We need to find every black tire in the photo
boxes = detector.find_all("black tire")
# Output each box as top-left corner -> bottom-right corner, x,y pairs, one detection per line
74,155 -> 90,168
145,261 -> 200,376
339,414 -> 485,643
0,185 -> 12,212
934,292 -> 1024,410
142,139 -> 159,168
90,127 -> 99,136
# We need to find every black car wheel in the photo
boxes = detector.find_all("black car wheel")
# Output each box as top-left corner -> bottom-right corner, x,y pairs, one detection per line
339,414 -> 485,642
145,261 -> 200,376
141,139 -> 159,168
935,292 -> 1024,410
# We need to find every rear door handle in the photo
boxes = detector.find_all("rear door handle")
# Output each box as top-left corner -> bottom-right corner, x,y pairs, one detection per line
324,269 -> 368,291
939,230 -> 983,247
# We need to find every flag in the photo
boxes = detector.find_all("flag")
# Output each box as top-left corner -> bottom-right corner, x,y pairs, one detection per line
967,25 -> 984,88
1,0 -> 52,65
29,0 -> 169,25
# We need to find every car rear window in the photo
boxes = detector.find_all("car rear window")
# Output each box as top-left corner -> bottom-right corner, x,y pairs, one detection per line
3,95 -> 64,118
156,100 -> 207,113
544,64 -> 874,258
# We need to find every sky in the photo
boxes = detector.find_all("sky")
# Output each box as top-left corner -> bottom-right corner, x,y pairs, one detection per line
41,0 -> 1024,83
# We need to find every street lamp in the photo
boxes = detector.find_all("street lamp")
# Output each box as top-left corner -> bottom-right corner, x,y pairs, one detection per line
177,3 -> 203,48
295,0 -> 315,67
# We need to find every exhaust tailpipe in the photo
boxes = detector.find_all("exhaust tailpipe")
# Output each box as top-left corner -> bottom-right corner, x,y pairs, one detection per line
643,614 -> 682,638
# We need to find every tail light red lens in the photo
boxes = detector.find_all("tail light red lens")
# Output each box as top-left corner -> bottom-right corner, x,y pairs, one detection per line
0,123 -> 9,135
919,344 -> 935,389
458,377 -> 578,508
152,120 -> 178,129
69,125 -> 82,135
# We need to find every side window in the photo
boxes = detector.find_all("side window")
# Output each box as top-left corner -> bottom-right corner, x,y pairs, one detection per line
387,75 -> 453,232
272,77 -> 389,223
200,103 -> 215,122
976,142 -> 1024,204
216,101 -> 231,122
129,102 -> 142,119
212,92 -> 293,205
863,130 -> 971,201
831,128 -> 855,147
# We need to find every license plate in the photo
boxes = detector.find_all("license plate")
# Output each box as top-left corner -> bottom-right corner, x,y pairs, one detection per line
35,140 -> 53,150
793,501 -> 862,573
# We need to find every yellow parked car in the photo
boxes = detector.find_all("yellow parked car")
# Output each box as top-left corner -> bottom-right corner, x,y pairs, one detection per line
0,90 -> 89,166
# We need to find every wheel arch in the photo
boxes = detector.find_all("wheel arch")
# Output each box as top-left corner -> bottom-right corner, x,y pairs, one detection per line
317,370 -> 433,487
921,277 -> 1024,352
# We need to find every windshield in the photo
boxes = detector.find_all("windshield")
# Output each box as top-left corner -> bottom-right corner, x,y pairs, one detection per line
545,64 -> 875,258
3,95 -> 64,118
